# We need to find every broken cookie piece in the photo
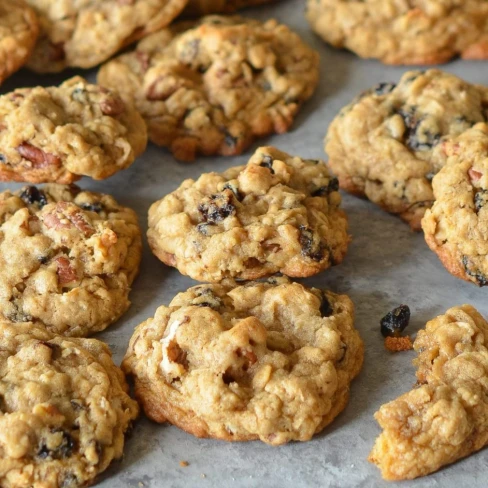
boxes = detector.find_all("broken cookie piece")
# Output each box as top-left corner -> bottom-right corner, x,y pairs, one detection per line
147,146 -> 349,282
370,305 -> 488,480
122,278 -> 363,445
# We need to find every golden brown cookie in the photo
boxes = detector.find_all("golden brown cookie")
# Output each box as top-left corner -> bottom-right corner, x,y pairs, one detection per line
0,0 -> 38,85
306,0 -> 488,65
147,146 -> 349,282
0,320 -> 139,488
0,77 -> 147,184
98,16 -> 319,161
325,69 -> 488,230
422,123 -> 488,286
123,278 -> 363,445
25,0 -> 187,72
370,305 -> 488,480
0,184 -> 142,337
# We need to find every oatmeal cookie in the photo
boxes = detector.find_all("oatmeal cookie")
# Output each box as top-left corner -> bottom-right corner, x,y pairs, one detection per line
370,305 -> 488,480
183,0 -> 274,16
147,146 -> 349,282
0,0 -> 38,85
0,184 -> 142,337
98,16 -> 319,161
0,320 -> 139,488
122,278 -> 363,445
0,77 -> 147,184
325,69 -> 488,230
422,123 -> 488,287
306,0 -> 488,65
25,0 -> 187,72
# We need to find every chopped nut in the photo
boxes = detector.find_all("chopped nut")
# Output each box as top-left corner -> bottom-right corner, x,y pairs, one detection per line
17,143 -> 61,168
56,257 -> 77,285
384,336 -> 413,352
179,460 -> 189,467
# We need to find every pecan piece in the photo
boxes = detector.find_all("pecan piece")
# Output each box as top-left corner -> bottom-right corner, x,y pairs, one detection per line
17,143 -> 61,168
56,257 -> 77,285
43,202 -> 95,237
469,168 -> 483,182
99,95 -> 125,116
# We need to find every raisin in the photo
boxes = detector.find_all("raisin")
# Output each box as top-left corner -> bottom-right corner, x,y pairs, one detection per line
19,186 -> 48,207
224,132 -> 238,148
198,194 -> 235,223
299,226 -> 325,262
191,288 -> 222,310
38,431 -> 75,459
79,202 -> 103,213
462,256 -> 488,286
0,154 -> 5,163
38,255 -> 50,264
259,155 -> 275,174
319,293 -> 333,317
222,182 -> 243,201
312,177 -> 339,196
475,189 -> 488,212
380,305 -> 411,338
398,109 -> 440,151
196,222 -> 215,235
374,82 -> 396,95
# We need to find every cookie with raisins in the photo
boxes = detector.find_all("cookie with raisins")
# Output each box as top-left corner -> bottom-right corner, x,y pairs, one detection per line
147,146 -> 349,282
306,0 -> 488,65
0,320 -> 138,488
0,77 -> 147,184
326,70 -> 488,230
122,278 -> 363,444
0,184 -> 142,336
422,123 -> 488,287
98,16 -> 318,161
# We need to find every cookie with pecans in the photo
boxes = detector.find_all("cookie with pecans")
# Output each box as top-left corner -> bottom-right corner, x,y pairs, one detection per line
0,320 -> 139,488
325,69 -> 488,230
0,77 -> 147,184
0,0 -> 38,85
422,123 -> 488,287
147,146 -> 349,282
98,16 -> 319,161
183,0 -> 275,16
306,0 -> 488,65
122,278 -> 363,445
370,305 -> 488,480
25,0 -> 187,72
0,184 -> 142,337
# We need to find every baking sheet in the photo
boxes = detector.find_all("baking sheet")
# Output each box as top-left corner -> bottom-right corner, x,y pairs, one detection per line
2,1 -> 488,486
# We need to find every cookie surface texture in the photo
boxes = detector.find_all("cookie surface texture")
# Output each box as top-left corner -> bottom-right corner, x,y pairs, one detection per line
122,278 -> 364,445
422,123 -> 488,286
25,0 -> 188,72
0,321 -> 139,488
370,305 -> 488,480
147,146 -> 349,282
183,0 -> 275,16
98,16 -> 319,161
0,77 -> 147,184
0,0 -> 38,85
0,184 -> 142,337
325,69 -> 488,230
306,0 -> 488,64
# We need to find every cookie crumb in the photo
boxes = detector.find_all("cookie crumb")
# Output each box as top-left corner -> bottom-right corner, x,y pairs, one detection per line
180,461 -> 189,467
201,474 -> 206,478
385,336 -> 413,352
138,483 -> 144,488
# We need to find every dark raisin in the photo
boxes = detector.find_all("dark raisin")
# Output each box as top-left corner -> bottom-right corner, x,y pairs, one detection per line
222,182 -> 243,202
79,202 -> 103,213
19,186 -> 48,207
398,109 -> 441,151
197,65 -> 207,74
312,177 -> 339,196
374,82 -> 396,95
261,80 -> 272,91
0,154 -> 5,163
475,189 -> 488,212
196,222 -> 215,235
298,226 -> 325,262
38,255 -> 50,264
38,431 -> 75,459
462,256 -> 488,286
320,293 -> 333,317
224,132 -> 238,148
198,194 -> 235,223
259,155 -> 275,174
191,288 -> 222,310
380,305 -> 411,338
70,399 -> 84,411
